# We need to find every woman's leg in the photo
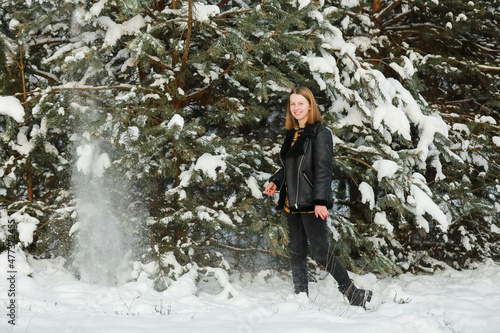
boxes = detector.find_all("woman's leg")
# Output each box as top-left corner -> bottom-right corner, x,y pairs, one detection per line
301,213 -> 373,307
300,213 -> 350,286
286,212 -> 309,294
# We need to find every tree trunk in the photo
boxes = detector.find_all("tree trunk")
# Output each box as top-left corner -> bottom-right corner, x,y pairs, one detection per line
19,45 -> 34,202
27,160 -> 33,202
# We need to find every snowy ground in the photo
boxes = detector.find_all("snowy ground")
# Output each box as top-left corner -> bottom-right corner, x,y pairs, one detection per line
1,249 -> 500,333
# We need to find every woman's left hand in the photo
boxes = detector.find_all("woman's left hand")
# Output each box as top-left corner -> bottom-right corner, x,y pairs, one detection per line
264,181 -> 277,196
314,205 -> 329,220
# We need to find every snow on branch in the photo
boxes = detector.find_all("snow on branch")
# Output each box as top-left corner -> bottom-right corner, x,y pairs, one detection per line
200,267 -> 239,300
0,96 -> 25,123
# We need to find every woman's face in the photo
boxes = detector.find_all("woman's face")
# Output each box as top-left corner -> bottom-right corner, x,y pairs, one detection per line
289,93 -> 310,127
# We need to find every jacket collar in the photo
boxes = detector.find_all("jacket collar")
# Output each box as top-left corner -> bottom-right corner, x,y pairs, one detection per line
281,123 -> 319,158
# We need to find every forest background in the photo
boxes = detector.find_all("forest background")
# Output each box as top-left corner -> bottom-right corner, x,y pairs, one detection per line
0,0 -> 499,290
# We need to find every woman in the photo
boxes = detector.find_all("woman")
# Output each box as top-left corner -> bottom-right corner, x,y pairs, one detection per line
264,87 -> 373,308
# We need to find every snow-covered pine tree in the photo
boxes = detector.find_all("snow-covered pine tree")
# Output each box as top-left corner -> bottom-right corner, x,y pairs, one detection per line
0,0 -> 78,255
330,0 -> 500,270
1,0 -> 498,289
6,0 -> 316,287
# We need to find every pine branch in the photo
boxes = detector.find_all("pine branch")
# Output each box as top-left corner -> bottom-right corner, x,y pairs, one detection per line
179,60 -> 235,106
218,8 -> 253,19
217,0 -> 231,7
147,55 -> 173,71
478,65 -> 500,71
335,156 -> 378,173
32,69 -> 59,83
6,84 -> 171,102
443,57 -> 500,74
0,34 -> 20,69
9,85 -> 131,97
374,0 -> 402,23
30,38 -> 66,48
380,10 -> 412,30
209,241 -> 275,255
460,37 -> 500,55
383,22 -> 446,33
176,6 -> 306,107
335,144 -> 387,158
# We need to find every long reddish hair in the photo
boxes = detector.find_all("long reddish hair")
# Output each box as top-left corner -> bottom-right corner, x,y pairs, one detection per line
285,87 -> 323,130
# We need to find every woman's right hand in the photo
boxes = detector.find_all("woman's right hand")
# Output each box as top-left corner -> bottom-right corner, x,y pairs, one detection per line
264,181 -> 277,196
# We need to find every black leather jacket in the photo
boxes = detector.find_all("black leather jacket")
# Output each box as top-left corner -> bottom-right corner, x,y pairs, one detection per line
269,122 -> 333,213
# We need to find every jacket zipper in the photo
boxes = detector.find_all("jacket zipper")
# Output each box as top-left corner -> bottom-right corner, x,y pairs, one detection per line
295,140 -> 309,209
302,172 -> 314,188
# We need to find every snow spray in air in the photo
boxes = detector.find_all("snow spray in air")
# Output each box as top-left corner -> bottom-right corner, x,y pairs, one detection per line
66,11 -> 144,286
71,140 -> 140,286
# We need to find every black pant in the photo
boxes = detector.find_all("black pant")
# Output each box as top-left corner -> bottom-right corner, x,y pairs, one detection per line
286,212 -> 350,294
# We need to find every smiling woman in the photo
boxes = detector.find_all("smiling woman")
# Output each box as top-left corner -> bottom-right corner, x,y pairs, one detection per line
264,87 -> 373,308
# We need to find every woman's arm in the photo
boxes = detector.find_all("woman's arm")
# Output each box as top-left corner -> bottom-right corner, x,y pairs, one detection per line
269,167 -> 284,191
313,127 -> 333,206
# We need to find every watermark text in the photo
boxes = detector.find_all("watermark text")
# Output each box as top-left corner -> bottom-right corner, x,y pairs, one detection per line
6,218 -> 16,326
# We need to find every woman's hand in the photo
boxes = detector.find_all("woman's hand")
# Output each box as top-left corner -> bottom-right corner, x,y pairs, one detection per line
315,205 -> 329,220
264,182 -> 277,196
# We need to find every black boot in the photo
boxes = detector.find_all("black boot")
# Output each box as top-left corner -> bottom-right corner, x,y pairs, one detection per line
294,286 -> 308,296
339,280 -> 373,308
